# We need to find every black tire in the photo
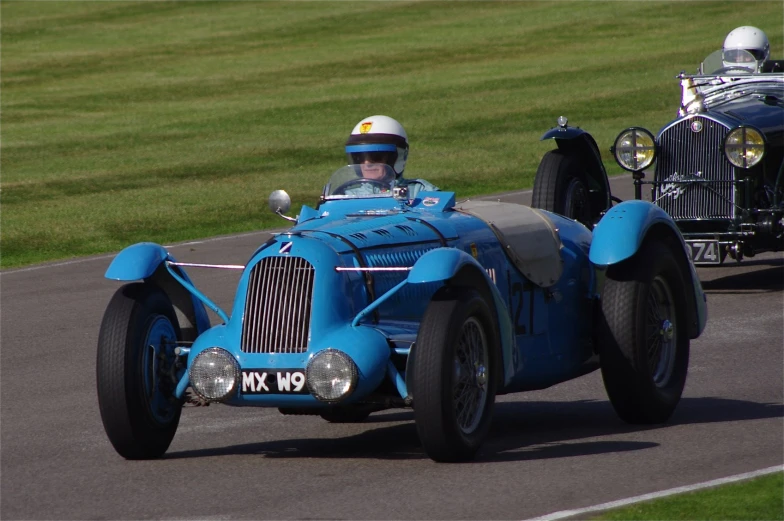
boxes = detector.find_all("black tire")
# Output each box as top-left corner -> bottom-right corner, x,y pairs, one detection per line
318,405 -> 376,423
412,286 -> 498,462
532,150 -> 596,228
96,283 -> 183,459
599,240 -> 690,424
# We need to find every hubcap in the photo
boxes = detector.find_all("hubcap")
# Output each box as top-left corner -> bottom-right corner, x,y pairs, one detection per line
142,315 -> 179,424
452,317 -> 489,434
564,178 -> 592,227
647,276 -> 677,388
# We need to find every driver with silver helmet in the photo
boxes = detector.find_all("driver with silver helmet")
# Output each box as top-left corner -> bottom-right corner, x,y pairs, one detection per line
344,115 -> 438,199
722,25 -> 770,73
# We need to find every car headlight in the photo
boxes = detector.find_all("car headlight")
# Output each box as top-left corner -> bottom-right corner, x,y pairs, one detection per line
724,127 -> 765,168
190,348 -> 240,402
612,128 -> 656,171
306,349 -> 358,402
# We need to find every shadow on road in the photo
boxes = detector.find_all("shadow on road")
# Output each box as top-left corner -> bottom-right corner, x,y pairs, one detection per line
163,396 -> 781,462
698,257 -> 784,293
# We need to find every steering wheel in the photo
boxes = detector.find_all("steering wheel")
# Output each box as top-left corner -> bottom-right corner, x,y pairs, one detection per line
332,178 -> 388,196
711,66 -> 755,75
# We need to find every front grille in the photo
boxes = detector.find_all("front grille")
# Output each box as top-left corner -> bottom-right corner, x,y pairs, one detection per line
654,117 -> 735,219
241,257 -> 314,354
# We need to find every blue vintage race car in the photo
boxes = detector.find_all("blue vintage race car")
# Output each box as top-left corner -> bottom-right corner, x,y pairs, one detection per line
97,164 -> 707,463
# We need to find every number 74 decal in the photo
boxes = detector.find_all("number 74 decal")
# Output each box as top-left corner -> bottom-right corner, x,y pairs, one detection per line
686,240 -> 721,264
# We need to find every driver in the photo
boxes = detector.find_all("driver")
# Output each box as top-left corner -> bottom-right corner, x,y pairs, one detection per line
722,26 -> 770,73
344,115 -> 438,199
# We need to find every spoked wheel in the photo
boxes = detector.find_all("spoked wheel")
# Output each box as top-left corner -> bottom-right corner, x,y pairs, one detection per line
96,283 -> 183,459
532,150 -> 597,228
599,240 -> 690,424
412,286 -> 498,462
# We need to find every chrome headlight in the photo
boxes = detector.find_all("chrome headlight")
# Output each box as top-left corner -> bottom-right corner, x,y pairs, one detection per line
612,127 -> 656,172
190,348 -> 240,402
306,349 -> 358,402
724,127 -> 765,168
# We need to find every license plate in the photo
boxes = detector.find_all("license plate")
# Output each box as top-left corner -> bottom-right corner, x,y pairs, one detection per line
685,240 -> 721,264
241,369 -> 308,394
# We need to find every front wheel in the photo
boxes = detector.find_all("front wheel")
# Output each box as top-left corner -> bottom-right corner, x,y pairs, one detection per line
598,240 -> 690,424
96,283 -> 183,459
532,149 -> 597,228
412,286 -> 498,462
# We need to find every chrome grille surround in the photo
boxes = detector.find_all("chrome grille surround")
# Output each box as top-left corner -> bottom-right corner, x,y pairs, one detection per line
241,256 -> 314,354
653,116 -> 736,220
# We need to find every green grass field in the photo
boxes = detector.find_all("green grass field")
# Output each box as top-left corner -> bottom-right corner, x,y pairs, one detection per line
3,1 -> 782,268
593,471 -> 783,521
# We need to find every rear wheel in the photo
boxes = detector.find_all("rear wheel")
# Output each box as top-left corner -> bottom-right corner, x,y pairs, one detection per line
599,240 -> 690,424
532,150 -> 596,228
412,286 -> 498,462
96,283 -> 183,459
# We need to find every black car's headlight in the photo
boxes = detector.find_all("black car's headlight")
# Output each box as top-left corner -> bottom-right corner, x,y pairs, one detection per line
612,127 -> 656,172
190,348 -> 241,402
724,126 -> 765,169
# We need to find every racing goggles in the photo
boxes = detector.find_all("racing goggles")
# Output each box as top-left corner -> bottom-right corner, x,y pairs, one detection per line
346,144 -> 398,166
350,151 -> 396,165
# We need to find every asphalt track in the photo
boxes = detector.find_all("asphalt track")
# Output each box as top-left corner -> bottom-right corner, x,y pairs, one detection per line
2,176 -> 782,520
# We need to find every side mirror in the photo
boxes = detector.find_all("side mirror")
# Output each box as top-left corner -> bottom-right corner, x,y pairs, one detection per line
268,190 -> 296,222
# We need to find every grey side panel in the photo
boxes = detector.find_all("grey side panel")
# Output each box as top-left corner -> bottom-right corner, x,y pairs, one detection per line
456,200 -> 564,287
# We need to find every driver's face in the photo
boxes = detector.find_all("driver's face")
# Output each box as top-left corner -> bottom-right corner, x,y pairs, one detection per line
359,161 -> 387,179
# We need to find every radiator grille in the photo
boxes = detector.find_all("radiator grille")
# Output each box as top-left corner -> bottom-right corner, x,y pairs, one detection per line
654,117 -> 736,219
241,257 -> 314,354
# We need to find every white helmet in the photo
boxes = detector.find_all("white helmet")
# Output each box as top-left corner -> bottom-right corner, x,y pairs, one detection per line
345,115 -> 409,177
723,26 -> 770,72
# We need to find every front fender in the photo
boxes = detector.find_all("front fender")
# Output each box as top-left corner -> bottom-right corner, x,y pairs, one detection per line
407,247 -> 480,283
589,201 -> 680,266
105,242 -> 212,337
105,242 -> 170,281
408,247 -> 516,389
541,124 -> 612,212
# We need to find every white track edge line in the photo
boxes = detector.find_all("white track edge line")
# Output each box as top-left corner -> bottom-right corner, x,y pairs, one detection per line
520,465 -> 784,521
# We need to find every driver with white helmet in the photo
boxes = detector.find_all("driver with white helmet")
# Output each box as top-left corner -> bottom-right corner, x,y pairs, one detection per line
344,115 -> 438,199
722,26 -> 770,73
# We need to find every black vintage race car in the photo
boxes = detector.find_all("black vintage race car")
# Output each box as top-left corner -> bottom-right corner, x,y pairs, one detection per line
532,50 -> 784,265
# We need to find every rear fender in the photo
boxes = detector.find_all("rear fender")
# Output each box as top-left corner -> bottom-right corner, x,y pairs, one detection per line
590,201 -> 707,338
541,125 -> 611,211
408,248 -> 516,389
105,242 -> 211,340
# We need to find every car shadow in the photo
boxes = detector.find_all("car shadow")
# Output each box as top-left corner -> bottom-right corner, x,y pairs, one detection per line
164,396 -> 782,462
698,257 -> 784,293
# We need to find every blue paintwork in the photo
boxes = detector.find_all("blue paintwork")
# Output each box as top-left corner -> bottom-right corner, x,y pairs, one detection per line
105,242 -> 169,281
589,200 -> 682,265
105,242 -> 213,334
407,248 -> 482,283
105,185 -> 706,408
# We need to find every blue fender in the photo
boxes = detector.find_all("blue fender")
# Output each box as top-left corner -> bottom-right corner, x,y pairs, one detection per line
589,200 -> 681,266
407,247 -> 517,387
105,242 -> 170,281
407,247 -> 481,283
105,242 -> 213,334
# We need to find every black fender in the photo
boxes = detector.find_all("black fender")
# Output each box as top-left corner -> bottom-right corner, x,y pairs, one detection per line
540,124 -> 612,212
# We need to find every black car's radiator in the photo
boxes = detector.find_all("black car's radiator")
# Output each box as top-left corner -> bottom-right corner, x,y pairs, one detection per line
241,256 -> 314,354
654,117 -> 736,220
